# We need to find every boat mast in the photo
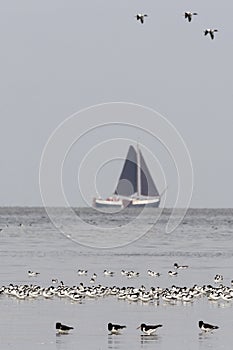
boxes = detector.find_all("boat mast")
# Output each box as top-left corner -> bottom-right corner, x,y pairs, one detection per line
137,143 -> 141,197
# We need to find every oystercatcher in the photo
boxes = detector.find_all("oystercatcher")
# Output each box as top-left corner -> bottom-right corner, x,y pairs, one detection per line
137,323 -> 163,335
56,322 -> 74,334
108,323 -> 126,335
199,320 -> 219,332
204,29 -> 218,40
135,14 -> 148,24
184,11 -> 198,22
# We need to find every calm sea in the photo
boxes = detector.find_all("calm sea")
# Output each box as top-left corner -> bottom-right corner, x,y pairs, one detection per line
0,207 -> 233,350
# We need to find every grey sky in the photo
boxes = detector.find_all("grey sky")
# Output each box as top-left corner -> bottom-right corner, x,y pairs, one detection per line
0,0 -> 232,207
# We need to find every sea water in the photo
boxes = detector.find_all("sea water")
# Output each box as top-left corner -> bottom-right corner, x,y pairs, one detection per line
0,207 -> 233,350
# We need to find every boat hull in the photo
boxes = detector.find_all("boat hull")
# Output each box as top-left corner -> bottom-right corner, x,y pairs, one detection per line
130,198 -> 160,207
93,197 -> 160,208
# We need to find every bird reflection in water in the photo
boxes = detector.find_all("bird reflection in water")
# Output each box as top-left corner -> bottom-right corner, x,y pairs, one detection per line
198,331 -> 218,342
140,334 -> 161,346
55,333 -> 71,350
108,334 -> 123,349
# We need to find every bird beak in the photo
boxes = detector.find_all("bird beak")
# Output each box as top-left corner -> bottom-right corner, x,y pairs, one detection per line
137,326 -> 140,329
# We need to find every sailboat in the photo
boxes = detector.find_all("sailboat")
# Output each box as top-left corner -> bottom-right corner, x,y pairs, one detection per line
93,144 -> 161,208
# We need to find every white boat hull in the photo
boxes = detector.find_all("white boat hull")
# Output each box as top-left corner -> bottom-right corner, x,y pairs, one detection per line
93,197 -> 160,208
94,198 -> 123,207
131,198 -> 160,207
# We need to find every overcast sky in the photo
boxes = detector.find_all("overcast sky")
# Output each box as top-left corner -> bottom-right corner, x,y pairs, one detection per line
1,0 -> 233,208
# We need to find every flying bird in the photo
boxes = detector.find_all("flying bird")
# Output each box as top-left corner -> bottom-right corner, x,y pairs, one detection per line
199,320 -> 219,332
135,14 -> 148,24
56,322 -> 74,334
204,29 -> 218,40
137,323 -> 163,335
184,11 -> 198,22
108,323 -> 126,335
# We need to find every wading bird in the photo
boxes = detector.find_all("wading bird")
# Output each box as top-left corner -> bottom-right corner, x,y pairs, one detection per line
199,320 -> 219,332
137,323 -> 163,335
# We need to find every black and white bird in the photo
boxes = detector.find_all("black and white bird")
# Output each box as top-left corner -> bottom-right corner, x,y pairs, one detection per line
135,14 -> 148,24
104,270 -> 114,276
108,323 -> 126,335
198,320 -> 219,332
121,270 -> 128,276
28,270 -> 40,277
137,323 -> 163,335
147,270 -> 160,277
168,271 -> 178,276
214,274 -> 223,283
90,273 -> 97,283
174,263 -> 188,269
184,11 -> 198,22
56,322 -> 74,334
204,29 -> 218,40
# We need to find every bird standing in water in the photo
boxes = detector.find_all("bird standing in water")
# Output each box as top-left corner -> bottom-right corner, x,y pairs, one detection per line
108,323 -> 126,335
137,323 -> 163,335
199,320 -> 219,332
56,322 -> 74,334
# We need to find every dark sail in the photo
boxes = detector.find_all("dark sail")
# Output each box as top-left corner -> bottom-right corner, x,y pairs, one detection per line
140,150 -> 159,197
114,146 -> 137,196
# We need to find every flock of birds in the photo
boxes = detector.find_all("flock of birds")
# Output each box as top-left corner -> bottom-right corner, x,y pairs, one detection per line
135,11 -> 218,40
1,264 -> 231,306
55,320 -> 218,336
1,262 -> 233,340
0,281 -> 233,305
26,262 -> 189,283
2,275 -> 233,303
77,262 -> 189,281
